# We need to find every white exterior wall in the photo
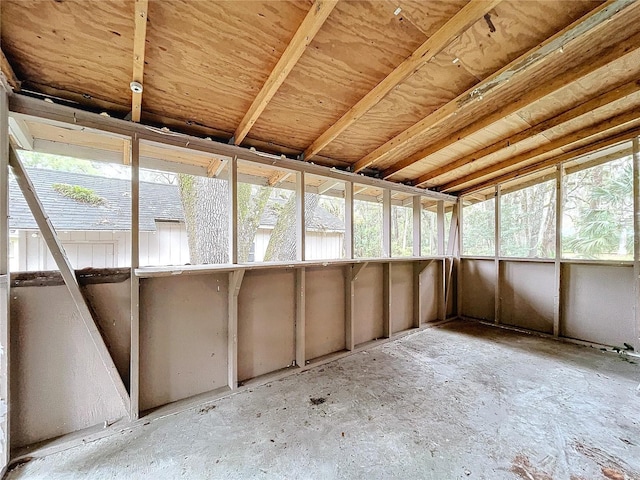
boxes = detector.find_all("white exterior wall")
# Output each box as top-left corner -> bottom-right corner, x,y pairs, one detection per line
12,224 -> 344,270
13,222 -> 190,271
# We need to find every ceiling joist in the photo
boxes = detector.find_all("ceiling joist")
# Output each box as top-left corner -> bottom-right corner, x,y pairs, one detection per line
0,48 -> 21,91
302,0 -> 502,161
460,125 -> 640,196
384,36 -> 640,181
352,0 -> 635,174
131,0 -> 149,123
233,0 -> 338,146
413,78 -> 640,186
443,108 -> 640,192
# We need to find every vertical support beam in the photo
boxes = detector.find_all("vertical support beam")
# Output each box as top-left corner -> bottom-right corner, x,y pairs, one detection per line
494,185 -> 501,324
632,138 -> 640,347
295,267 -> 305,367
228,269 -> 244,389
345,182 -> 354,259
0,83 -> 10,472
129,134 -> 140,420
296,172 -> 306,262
553,164 -> 563,337
412,195 -> 421,257
382,189 -> 391,257
437,200 -> 445,255
228,156 -> 238,264
9,148 -> 130,413
456,200 -> 464,317
383,262 -> 391,337
344,266 -> 355,351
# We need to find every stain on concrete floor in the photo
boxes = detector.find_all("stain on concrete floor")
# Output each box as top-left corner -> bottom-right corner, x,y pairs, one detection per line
7,320 -> 640,479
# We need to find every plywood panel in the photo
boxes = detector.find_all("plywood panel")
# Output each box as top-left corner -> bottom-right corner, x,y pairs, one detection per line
140,274 -> 228,411
323,52 -> 479,163
444,0 -> 600,80
305,267 -> 346,360
10,285 -> 127,448
237,269 -> 296,381
461,258 -> 495,321
500,261 -> 554,334
354,263 -> 384,345
143,0 -> 312,135
250,0 -> 429,150
561,264 -> 636,349
391,262 -> 413,333
2,0 -> 134,108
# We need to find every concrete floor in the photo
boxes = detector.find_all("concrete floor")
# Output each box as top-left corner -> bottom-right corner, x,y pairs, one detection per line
7,319 -> 640,480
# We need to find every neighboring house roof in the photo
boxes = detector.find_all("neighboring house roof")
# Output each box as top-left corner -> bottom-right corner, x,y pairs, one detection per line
9,168 -> 183,231
9,168 -> 345,232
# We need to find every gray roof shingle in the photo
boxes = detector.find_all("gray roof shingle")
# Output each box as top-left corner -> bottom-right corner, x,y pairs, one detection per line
9,168 -> 344,232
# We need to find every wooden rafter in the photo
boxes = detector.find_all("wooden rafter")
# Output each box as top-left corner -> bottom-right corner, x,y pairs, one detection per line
0,49 -> 21,91
352,0 -> 635,173
233,0 -> 338,145
443,109 -> 640,192
412,79 -> 640,186
131,0 -> 149,123
303,0 -> 501,161
460,125 -> 640,196
384,37 -> 640,181
268,170 -> 292,186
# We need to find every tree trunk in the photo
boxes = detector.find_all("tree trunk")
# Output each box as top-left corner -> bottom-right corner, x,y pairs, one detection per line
178,174 -> 229,264
264,192 -> 320,261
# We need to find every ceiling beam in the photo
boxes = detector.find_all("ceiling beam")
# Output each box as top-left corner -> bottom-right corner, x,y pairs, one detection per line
317,179 -> 342,194
412,78 -> 640,186
460,125 -> 640,196
0,49 -> 21,91
352,0 -> 635,173
384,38 -> 640,181
302,0 -> 502,160
233,0 -> 338,145
441,108 -> 640,192
131,0 -> 149,122
268,170 -> 293,186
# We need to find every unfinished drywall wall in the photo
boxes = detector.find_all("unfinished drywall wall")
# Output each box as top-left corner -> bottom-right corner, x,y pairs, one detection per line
419,260 -> 441,323
500,261 -> 555,334
460,259 -> 495,321
305,266 -> 346,360
561,263 -> 636,349
85,281 -> 132,386
139,274 -> 228,411
354,263 -> 384,345
10,285 -> 128,448
391,262 -> 414,333
237,269 -> 296,381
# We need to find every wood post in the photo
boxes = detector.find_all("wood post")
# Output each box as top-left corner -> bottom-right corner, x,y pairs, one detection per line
296,172 -> 305,261
494,185 -> 501,324
130,134 -> 140,420
383,262 -> 391,338
0,81 -> 10,473
228,269 -> 244,389
228,156 -> 238,264
295,268 -> 305,367
383,189 -> 391,257
553,164 -> 564,337
345,181 -> 354,259
9,147 -> 131,414
413,195 -> 421,257
633,137 -> 640,347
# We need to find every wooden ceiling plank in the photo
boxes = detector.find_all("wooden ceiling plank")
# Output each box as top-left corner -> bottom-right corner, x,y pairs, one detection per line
441,108 -> 640,192
352,0 -> 635,173
386,38 -> 640,182
411,79 -> 640,186
460,126 -> 640,195
0,49 -> 21,91
268,170 -> 293,186
233,0 -> 338,146
131,0 -> 149,123
302,0 -> 502,161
